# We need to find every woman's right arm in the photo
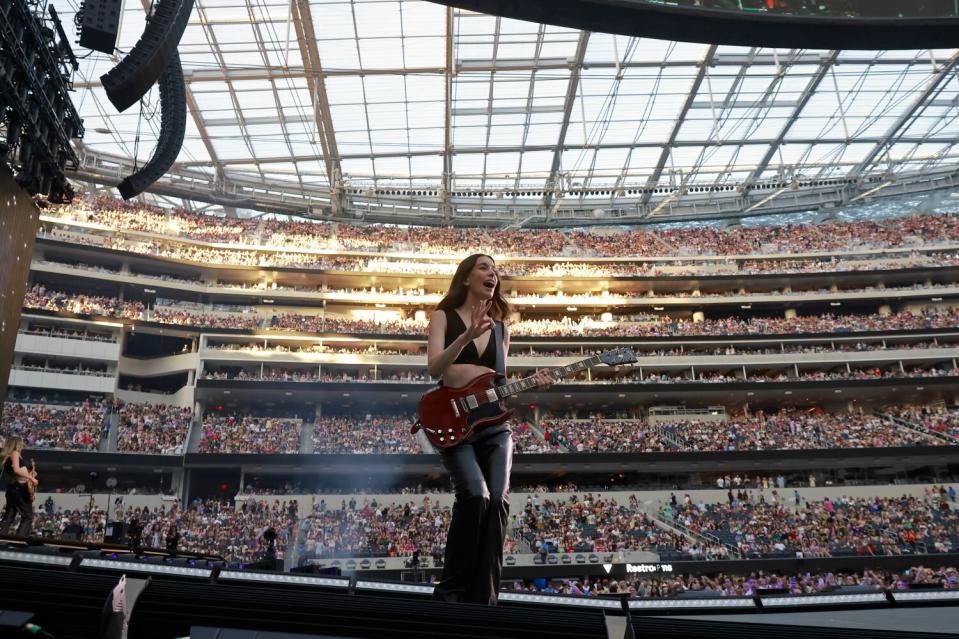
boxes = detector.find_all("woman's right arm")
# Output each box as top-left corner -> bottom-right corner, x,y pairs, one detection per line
11,453 -> 37,485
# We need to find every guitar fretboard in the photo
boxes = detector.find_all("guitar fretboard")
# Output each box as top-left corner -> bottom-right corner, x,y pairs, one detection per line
495,355 -> 602,399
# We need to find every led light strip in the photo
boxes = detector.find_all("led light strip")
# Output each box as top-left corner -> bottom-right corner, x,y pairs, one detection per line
81,557 -> 211,578
761,593 -> 887,607
892,590 -> 959,602
500,592 -> 622,609
0,549 -> 73,566
629,598 -> 756,609
354,580 -> 435,595
218,570 -> 349,589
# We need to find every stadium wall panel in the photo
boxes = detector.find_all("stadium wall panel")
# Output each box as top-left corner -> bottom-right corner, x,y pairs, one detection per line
0,166 -> 41,404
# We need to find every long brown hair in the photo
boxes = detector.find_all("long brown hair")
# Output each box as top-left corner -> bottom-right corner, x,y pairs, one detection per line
0,437 -> 23,468
435,253 -> 511,321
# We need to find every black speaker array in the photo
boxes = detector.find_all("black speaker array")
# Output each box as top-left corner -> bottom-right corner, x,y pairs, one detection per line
117,52 -> 186,199
99,0 -> 194,112
79,0 -> 123,54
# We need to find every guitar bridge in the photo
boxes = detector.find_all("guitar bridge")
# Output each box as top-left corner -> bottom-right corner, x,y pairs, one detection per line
449,399 -> 461,418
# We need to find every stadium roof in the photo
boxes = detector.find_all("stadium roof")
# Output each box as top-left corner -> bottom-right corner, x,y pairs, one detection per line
55,0 -> 959,226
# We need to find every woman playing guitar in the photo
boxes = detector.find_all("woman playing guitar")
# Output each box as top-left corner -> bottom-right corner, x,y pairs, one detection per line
426,253 -> 554,605
0,437 -> 38,537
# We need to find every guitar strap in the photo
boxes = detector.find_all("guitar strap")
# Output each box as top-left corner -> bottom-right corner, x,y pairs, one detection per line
493,320 -> 506,378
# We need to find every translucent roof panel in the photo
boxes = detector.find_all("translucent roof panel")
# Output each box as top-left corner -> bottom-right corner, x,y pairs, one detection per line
48,0 -> 959,213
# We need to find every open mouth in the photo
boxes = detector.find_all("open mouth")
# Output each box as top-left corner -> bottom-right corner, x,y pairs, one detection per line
482,279 -> 496,290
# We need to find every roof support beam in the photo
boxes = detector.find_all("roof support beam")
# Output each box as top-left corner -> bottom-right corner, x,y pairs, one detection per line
70,156 -> 959,226
70,52 -> 948,89
170,134 -> 959,167
641,45 -> 718,206
291,0 -> 341,193
742,50 -> 840,196
184,89 -> 224,182
850,51 -> 959,178
441,6 -> 454,222
247,0 -> 305,194
542,30 -> 590,215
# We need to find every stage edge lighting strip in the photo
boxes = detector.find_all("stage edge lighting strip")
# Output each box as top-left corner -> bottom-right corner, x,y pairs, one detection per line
80,557 -> 212,578
500,592 -> 623,609
628,598 -> 756,610
218,570 -> 350,589
0,549 -> 73,566
892,591 -> 959,602
354,580 -> 435,595
761,593 -> 888,607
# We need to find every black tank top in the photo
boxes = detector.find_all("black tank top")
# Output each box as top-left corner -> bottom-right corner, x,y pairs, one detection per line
443,309 -> 499,370
2,457 -> 15,483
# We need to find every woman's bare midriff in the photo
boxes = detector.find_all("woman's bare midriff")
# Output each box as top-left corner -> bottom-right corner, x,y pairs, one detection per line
441,363 -> 496,388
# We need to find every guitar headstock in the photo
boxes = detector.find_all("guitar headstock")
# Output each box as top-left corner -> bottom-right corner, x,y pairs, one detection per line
599,348 -> 637,366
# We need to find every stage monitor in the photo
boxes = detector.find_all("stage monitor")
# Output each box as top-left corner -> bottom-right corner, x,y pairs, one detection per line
104,522 -> 127,543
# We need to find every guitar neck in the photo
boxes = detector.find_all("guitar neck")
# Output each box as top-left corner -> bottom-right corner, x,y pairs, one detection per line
495,354 -> 602,400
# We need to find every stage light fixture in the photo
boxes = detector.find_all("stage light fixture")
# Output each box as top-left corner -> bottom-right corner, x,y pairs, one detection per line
892,590 -> 959,603
499,592 -> 622,609
218,570 -> 349,589
760,593 -> 887,607
628,597 -> 756,610
354,580 -> 434,595
0,1 -> 82,199
81,557 -> 212,578
0,549 -> 73,567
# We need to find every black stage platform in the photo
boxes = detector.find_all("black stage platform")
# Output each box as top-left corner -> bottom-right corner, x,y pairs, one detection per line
2,541 -> 959,639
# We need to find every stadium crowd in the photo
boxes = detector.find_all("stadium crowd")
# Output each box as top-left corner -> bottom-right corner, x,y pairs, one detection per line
511,421 -> 559,454
39,223 -> 959,276
512,565 -> 959,598
890,405 -> 959,440
116,402 -> 193,454
47,197 -> 959,257
22,284 -> 143,319
299,497 -> 453,560
515,493 -> 714,558
661,491 -> 958,558
541,408 -> 944,453
31,498 -> 297,563
202,369 -> 431,384
312,416 -> 422,454
21,282 -> 959,341
0,399 -> 106,450
198,415 -> 303,454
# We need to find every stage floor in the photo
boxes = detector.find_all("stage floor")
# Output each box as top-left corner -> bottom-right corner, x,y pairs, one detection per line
668,606 -> 959,635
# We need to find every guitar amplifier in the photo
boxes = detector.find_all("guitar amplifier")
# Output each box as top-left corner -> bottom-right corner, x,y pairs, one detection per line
104,521 -> 127,543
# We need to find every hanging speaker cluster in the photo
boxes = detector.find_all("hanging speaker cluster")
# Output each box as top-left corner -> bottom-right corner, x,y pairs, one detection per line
78,0 -> 123,55
117,53 -> 187,199
75,0 -> 195,199
100,0 -> 194,113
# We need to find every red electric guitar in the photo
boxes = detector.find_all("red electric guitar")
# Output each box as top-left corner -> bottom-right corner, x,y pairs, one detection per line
412,348 -> 637,449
